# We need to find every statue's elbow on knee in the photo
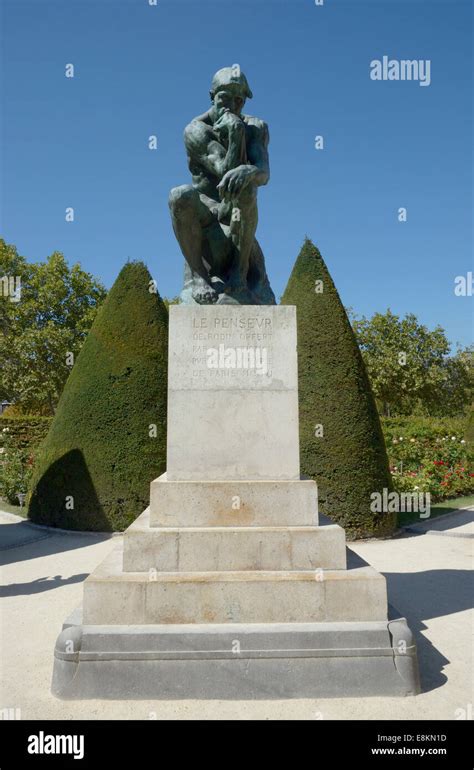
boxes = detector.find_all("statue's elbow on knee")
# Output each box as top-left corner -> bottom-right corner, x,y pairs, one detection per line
168,184 -> 195,215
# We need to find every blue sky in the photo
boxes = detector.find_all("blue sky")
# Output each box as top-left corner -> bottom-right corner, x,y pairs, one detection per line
1,0 -> 472,348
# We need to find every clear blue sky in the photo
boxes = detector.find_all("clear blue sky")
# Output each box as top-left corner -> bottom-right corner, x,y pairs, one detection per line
1,0 -> 472,348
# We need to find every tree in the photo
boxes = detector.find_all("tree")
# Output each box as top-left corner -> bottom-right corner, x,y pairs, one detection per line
352,310 -> 471,417
281,238 -> 395,539
0,239 -> 106,415
163,295 -> 181,309
28,261 -> 168,531
437,346 -> 473,417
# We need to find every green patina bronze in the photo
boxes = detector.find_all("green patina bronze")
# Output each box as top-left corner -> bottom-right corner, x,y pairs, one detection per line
169,66 -> 275,305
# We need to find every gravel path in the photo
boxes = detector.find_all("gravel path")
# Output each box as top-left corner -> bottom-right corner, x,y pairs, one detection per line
0,508 -> 472,720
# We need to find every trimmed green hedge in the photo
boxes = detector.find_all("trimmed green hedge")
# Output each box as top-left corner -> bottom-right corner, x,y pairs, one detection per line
381,415 -> 468,442
28,262 -> 168,531
281,238 -> 395,539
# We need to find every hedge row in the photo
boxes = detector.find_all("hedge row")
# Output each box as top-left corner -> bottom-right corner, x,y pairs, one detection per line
0,416 -> 52,452
0,417 -> 52,504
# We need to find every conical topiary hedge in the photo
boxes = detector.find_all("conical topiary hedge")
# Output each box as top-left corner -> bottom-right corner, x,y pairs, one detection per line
28,261 -> 168,531
281,238 -> 395,539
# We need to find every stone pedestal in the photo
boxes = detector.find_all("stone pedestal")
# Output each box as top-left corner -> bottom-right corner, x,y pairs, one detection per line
166,306 -> 300,480
51,306 -> 420,699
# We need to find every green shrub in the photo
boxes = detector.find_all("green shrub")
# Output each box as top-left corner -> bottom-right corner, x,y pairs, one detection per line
0,442 -> 34,504
281,238 -> 395,539
28,261 -> 168,531
0,415 -> 52,450
0,416 -> 51,505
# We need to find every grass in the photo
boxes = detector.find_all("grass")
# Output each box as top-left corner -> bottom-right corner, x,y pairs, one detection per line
2,494 -> 472,532
0,499 -> 29,518
430,495 -> 474,511
397,495 -> 474,528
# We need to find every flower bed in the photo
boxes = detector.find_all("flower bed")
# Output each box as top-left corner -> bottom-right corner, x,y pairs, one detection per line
0,416 -> 52,505
381,416 -> 473,501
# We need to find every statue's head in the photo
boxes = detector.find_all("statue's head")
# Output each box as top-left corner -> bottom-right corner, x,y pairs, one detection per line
210,66 -> 253,117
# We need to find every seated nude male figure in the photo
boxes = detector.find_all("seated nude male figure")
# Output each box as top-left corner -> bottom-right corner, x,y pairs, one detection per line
169,66 -> 275,305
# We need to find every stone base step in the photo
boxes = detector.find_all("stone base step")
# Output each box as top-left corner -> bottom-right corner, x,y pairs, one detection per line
123,508 -> 346,572
150,473 -> 318,527
52,610 -> 421,699
83,542 -> 387,625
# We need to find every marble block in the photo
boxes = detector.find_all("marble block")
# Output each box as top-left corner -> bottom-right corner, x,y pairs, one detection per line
166,305 -> 300,480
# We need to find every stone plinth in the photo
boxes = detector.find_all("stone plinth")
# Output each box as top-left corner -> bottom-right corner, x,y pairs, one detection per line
52,615 -> 420,699
51,305 -> 420,699
84,541 -> 386,625
149,474 -> 318,527
123,508 -> 345,572
166,305 -> 300,481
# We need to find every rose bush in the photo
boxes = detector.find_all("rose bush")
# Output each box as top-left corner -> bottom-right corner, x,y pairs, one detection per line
382,416 -> 473,501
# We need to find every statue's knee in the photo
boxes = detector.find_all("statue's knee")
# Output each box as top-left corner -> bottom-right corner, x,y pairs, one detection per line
235,184 -> 257,208
168,185 -> 196,214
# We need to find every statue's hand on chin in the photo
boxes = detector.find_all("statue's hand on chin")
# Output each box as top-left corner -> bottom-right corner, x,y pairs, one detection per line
213,109 -> 244,141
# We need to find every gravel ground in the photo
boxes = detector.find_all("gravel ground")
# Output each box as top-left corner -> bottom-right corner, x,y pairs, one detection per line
0,508 -> 472,721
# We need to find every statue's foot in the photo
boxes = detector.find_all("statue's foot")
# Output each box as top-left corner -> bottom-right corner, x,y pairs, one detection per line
209,276 -> 226,294
249,280 -> 277,305
221,282 -> 258,305
191,276 -> 219,305
224,269 -> 248,296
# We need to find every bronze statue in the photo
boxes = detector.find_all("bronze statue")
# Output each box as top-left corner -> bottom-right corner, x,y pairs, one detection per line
169,66 -> 276,305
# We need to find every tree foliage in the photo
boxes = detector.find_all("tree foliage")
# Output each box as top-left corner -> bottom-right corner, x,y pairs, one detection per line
0,239 -> 106,414
353,310 -> 472,417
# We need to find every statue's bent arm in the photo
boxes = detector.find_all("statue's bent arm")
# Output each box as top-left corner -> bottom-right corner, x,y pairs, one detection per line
184,119 -> 237,181
245,120 -> 270,187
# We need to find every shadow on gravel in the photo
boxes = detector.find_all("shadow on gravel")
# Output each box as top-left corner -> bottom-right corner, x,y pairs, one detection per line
383,564 -> 472,695
0,573 -> 89,597
346,543 -> 470,695
0,520 -> 116,566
